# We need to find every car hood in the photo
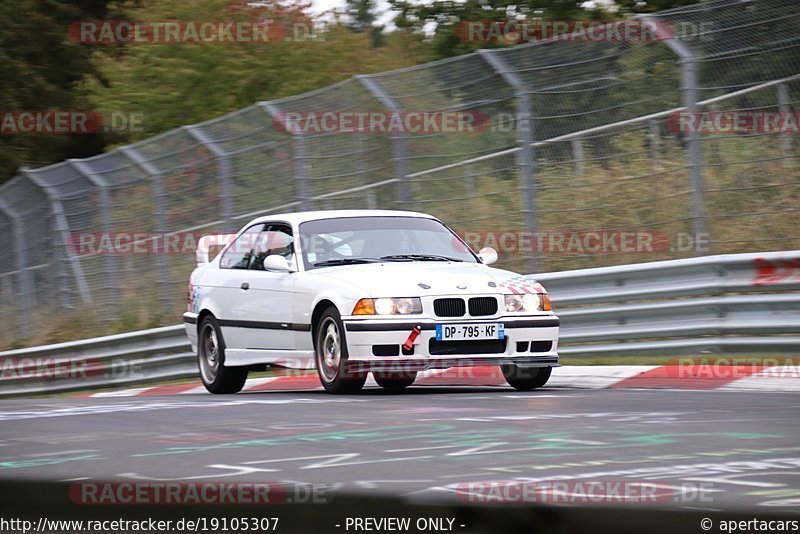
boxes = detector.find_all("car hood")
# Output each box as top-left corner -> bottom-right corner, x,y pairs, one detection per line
305,261 -> 543,297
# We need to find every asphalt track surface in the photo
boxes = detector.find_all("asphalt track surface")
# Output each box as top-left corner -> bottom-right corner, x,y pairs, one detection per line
1,385 -> 798,513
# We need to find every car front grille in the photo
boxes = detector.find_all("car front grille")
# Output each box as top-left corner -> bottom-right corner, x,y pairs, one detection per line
468,297 -> 498,316
433,298 -> 466,317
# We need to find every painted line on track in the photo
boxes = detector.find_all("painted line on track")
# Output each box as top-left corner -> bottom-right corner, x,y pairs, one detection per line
72,365 -> 800,397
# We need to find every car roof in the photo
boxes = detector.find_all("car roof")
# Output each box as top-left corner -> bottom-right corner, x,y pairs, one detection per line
246,209 -> 438,227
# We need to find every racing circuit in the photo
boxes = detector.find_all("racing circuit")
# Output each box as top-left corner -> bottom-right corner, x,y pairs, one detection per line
1,381 -> 798,512
1,2 -> 799,530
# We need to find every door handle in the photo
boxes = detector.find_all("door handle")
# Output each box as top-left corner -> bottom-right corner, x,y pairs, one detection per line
241,282 -> 250,290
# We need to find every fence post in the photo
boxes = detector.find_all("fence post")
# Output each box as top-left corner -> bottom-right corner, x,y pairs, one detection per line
259,102 -> 311,210
294,132 -> 311,209
777,83 -> 794,165
20,169 -> 93,305
121,146 -> 172,315
50,213 -> 70,311
571,138 -> 584,177
355,134 -> 377,209
184,125 -> 235,232
464,163 -> 477,214
69,160 -> 119,316
0,273 -> 12,336
357,75 -> 410,209
648,118 -> 662,171
0,191 -> 34,340
478,49 -> 539,274
644,15 -> 707,254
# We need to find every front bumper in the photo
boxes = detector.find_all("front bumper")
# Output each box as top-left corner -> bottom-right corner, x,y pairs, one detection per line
342,315 -> 559,373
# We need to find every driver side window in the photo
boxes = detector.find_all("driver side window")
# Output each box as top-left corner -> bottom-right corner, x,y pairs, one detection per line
249,224 -> 294,271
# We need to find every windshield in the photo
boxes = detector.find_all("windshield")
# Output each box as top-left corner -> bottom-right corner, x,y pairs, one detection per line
298,216 -> 478,270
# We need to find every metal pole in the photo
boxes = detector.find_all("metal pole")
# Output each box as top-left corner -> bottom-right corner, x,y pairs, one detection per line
356,75 -> 410,209
69,160 -> 118,316
355,134 -> 377,209
478,49 -> 539,273
571,138 -> 584,177
683,57 -> 706,251
259,102 -> 311,210
121,146 -> 171,315
20,168 -> 93,309
0,273 -> 13,339
50,205 -> 71,310
777,83 -> 794,166
648,118 -> 662,171
294,133 -> 311,210
184,125 -> 235,232
641,15 -> 707,255
464,164 -> 477,214
0,191 -> 34,340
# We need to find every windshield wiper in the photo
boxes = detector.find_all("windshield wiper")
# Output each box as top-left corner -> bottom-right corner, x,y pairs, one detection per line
380,254 -> 464,262
313,258 -> 381,267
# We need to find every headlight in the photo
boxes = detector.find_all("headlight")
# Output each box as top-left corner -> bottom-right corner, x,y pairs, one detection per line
353,297 -> 422,315
504,293 -> 551,312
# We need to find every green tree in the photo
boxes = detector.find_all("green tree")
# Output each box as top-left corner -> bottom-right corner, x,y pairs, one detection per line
86,1 -> 428,140
387,0 -> 703,59
0,0 -> 131,183
346,0 -> 376,32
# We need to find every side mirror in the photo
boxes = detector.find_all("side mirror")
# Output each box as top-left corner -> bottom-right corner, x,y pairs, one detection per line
477,246 -> 498,265
263,254 -> 296,273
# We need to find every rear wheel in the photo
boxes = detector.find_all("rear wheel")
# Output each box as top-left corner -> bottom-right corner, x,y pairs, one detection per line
198,316 -> 248,394
314,307 -> 367,394
501,365 -> 551,391
374,371 -> 417,390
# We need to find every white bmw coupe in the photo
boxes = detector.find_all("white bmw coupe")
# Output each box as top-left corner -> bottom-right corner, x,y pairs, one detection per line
183,210 -> 559,394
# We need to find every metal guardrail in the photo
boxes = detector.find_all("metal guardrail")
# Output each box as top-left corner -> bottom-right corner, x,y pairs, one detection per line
1,250 -> 798,396
538,250 -> 800,356
0,325 -> 195,397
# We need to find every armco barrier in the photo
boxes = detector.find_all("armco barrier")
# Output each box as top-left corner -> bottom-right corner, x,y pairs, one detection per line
1,250 -> 798,397
538,250 -> 800,356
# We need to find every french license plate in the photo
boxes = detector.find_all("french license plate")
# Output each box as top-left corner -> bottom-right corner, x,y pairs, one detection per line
436,323 -> 504,341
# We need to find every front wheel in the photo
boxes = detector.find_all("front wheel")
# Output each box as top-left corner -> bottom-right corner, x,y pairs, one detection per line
198,316 -> 248,394
374,371 -> 417,390
501,364 -> 552,391
314,307 -> 367,394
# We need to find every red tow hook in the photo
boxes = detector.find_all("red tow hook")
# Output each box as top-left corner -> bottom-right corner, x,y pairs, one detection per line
403,326 -> 422,351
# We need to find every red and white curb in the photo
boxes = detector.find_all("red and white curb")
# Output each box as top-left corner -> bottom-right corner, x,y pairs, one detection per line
78,365 -> 800,397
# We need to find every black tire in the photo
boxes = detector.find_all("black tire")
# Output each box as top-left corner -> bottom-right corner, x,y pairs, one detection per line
373,371 -> 417,390
198,315 -> 248,394
501,364 -> 552,391
314,307 -> 367,394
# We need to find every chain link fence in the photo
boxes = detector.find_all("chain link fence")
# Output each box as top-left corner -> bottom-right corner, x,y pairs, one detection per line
1,0 -> 798,347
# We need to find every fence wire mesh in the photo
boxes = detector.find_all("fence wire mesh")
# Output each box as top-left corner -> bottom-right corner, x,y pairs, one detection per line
1,0 -> 798,346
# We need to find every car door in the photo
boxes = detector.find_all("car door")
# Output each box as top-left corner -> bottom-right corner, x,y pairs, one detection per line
211,223 -> 265,350
236,223 -> 298,352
